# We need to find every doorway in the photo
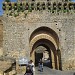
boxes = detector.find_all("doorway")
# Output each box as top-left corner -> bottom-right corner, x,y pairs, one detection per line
35,52 -> 43,66
30,26 -> 62,70
34,45 -> 53,68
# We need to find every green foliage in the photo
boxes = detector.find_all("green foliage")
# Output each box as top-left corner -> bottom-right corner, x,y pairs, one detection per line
5,0 -> 10,2
63,10 -> 67,13
14,13 -> 19,17
2,6 -> 6,10
28,7 -> 32,12
9,12 -> 12,16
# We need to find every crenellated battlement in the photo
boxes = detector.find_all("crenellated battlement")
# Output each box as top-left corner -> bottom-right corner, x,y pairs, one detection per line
2,1 -> 75,17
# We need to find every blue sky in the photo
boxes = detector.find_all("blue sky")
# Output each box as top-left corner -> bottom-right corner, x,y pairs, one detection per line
72,0 -> 75,1
0,0 -> 3,16
0,0 -> 17,16
0,0 -> 75,16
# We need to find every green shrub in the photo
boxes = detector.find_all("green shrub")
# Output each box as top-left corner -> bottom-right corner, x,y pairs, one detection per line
5,0 -> 10,2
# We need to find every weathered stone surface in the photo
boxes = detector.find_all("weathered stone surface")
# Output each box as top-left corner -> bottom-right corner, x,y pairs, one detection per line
0,0 -> 75,71
2,11 -> 75,70
0,19 -> 3,57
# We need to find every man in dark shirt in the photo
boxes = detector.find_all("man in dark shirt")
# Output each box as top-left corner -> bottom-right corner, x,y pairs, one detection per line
25,65 -> 33,75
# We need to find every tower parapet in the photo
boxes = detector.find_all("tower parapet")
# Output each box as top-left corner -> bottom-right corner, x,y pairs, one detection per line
2,0 -> 75,17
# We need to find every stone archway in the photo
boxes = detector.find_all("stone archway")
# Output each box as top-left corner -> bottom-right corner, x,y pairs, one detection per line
30,38 -> 58,69
29,26 -> 61,70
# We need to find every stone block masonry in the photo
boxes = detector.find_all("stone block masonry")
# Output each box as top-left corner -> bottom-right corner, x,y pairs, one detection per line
1,0 -> 75,71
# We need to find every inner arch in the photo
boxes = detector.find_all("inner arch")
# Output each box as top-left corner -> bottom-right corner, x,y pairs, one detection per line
30,39 -> 58,69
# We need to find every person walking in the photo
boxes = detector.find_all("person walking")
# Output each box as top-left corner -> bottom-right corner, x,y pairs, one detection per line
29,60 -> 35,75
38,59 -> 43,72
24,65 -> 33,75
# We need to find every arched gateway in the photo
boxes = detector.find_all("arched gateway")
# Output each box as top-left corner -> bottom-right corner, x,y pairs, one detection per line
2,0 -> 75,73
29,26 -> 62,70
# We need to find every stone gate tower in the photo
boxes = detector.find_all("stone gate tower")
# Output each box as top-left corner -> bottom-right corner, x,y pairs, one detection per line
1,0 -> 75,71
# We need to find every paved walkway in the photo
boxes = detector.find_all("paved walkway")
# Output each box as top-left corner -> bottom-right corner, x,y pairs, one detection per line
17,66 -> 75,75
35,67 -> 75,75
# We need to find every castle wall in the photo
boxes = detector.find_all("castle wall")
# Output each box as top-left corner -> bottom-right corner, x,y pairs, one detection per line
61,16 -> 75,70
0,17 -> 3,56
2,10 -> 75,70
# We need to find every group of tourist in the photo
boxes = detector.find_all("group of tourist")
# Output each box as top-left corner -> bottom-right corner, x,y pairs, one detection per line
24,59 -> 43,75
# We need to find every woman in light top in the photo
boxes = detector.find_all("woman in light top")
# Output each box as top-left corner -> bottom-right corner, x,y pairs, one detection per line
29,60 -> 35,75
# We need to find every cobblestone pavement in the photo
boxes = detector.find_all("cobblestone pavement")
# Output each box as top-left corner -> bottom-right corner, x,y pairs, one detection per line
17,66 -> 75,75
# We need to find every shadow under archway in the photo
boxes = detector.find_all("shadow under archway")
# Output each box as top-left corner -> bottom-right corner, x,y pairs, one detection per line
35,45 -> 53,69
30,39 -> 59,70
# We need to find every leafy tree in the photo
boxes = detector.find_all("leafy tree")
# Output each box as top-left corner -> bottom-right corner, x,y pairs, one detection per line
5,0 -> 10,2
69,0 -> 72,1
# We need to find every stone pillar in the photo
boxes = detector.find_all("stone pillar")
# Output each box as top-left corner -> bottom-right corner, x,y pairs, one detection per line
30,50 -> 35,64
51,50 -> 55,69
57,55 -> 59,70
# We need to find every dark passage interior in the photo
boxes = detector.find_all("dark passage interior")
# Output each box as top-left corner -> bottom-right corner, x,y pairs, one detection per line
35,45 -> 52,68
35,52 -> 43,66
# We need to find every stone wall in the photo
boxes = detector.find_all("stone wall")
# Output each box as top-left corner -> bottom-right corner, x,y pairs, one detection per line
0,17 -> 3,56
2,15 -> 30,60
61,17 -> 75,70
2,10 -> 75,70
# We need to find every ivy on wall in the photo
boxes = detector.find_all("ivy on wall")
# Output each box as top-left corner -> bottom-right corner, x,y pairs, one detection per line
2,2 -> 75,17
